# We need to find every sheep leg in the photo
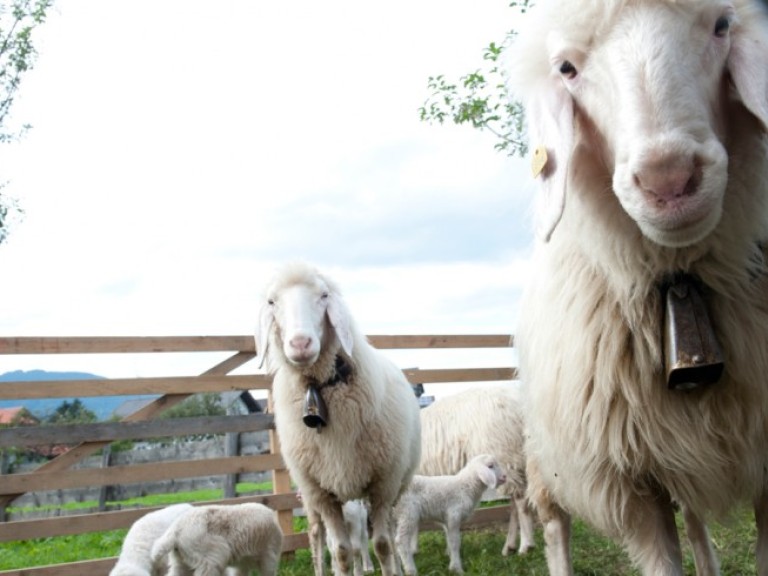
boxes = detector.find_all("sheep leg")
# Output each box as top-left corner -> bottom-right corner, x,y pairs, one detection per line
754,487 -> 768,576
394,509 -> 418,576
542,505 -> 572,576
351,544 -> 363,576
369,501 -> 399,576
502,500 -> 520,557
258,547 -> 282,576
444,516 -> 465,574
362,540 -> 375,574
682,506 -> 719,576
528,458 -> 572,576
166,556 -> 194,576
516,497 -> 536,554
621,493 -> 683,576
190,560 -> 225,576
308,507 -> 328,576
317,502 -> 353,576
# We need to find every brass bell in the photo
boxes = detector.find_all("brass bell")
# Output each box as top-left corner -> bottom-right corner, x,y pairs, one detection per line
663,277 -> 724,390
303,386 -> 328,431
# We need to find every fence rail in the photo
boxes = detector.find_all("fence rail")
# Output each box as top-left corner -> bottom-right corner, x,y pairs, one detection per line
0,334 -> 517,576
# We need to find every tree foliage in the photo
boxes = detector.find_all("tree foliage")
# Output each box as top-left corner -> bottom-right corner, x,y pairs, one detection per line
160,393 -> 226,420
0,0 -> 53,244
418,0 -> 532,157
45,398 -> 97,425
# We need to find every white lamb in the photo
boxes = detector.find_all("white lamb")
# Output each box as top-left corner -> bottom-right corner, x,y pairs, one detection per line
394,453 -> 507,575
255,261 -> 421,576
149,503 -> 283,576
109,503 -> 193,576
418,383 -> 535,556
297,491 -> 375,576
508,1 -> 768,575
329,500 -> 375,576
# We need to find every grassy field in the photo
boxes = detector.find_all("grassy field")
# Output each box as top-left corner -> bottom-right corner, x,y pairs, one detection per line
278,506 -> 759,576
0,493 -> 760,575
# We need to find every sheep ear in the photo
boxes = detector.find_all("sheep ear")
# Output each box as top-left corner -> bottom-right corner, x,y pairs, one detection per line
729,12 -> 768,133
526,81 -> 574,242
255,304 -> 274,369
477,466 -> 497,489
326,294 -> 354,356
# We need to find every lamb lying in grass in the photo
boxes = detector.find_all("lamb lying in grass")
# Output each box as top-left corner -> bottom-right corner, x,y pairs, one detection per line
394,454 -> 507,575
109,503 -> 193,576
149,503 -> 283,576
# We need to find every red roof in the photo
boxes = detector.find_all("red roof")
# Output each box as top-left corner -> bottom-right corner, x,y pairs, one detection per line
0,406 -> 38,425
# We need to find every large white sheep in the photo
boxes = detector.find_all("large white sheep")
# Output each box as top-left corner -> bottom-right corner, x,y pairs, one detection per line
394,453 -> 507,575
109,503 -> 193,576
418,384 -> 535,556
149,503 -> 283,576
256,262 -> 421,576
508,1 -> 768,575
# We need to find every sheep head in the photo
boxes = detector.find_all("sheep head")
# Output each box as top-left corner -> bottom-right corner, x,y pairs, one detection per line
510,0 -> 768,247
256,263 -> 354,369
470,454 -> 507,489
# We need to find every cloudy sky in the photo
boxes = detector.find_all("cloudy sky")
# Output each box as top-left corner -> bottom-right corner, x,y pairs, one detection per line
0,0 -> 534,384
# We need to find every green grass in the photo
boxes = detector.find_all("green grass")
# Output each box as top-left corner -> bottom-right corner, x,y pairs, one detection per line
4,481 -> 273,515
0,499 -> 760,575
279,506 -> 760,576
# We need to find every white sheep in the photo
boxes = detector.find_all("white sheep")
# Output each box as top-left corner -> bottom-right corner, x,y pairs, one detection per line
256,261 -> 421,576
394,453 -> 507,575
297,491 -> 375,576
418,383 -> 535,556
109,503 -> 193,576
329,500 -> 375,576
508,1 -> 768,575
149,503 -> 283,576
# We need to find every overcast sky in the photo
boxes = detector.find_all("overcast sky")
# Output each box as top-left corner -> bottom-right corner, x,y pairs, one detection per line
0,0 -> 533,384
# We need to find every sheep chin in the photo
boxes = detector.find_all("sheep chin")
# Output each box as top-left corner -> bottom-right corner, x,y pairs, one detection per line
284,350 -> 320,368
613,162 -> 727,249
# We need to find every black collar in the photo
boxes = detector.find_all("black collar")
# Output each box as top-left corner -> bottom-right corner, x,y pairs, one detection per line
307,355 -> 351,390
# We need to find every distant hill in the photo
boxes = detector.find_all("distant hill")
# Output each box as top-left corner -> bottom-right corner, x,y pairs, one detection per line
0,370 -> 158,421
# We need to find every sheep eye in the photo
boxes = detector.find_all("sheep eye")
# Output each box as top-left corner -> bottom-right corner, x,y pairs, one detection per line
559,60 -> 578,79
267,298 -> 275,306
714,16 -> 730,38
321,292 -> 329,299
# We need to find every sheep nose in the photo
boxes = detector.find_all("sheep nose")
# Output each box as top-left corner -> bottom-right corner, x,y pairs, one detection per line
634,157 -> 699,204
289,334 -> 313,352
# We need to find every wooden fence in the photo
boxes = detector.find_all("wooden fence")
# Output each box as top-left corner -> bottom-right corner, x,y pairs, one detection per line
0,335 -> 518,576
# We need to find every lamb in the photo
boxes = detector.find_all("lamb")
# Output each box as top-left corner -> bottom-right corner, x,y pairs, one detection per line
297,491 -> 375,576
329,500 -> 375,576
507,1 -> 768,575
394,453 -> 507,575
149,503 -> 283,576
109,503 -> 193,576
255,261 -> 421,576
418,383 -> 535,556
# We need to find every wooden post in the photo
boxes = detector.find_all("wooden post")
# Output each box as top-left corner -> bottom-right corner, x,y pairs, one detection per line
223,429 -> 239,499
98,445 -> 112,511
268,389 -> 294,555
0,450 -> 8,522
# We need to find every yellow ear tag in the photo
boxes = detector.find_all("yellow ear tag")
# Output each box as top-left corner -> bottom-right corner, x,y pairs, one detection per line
531,145 -> 548,178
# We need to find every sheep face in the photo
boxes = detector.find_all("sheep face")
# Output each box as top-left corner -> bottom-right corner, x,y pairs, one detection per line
257,263 -> 354,369
474,454 -> 507,489
518,0 -> 768,247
